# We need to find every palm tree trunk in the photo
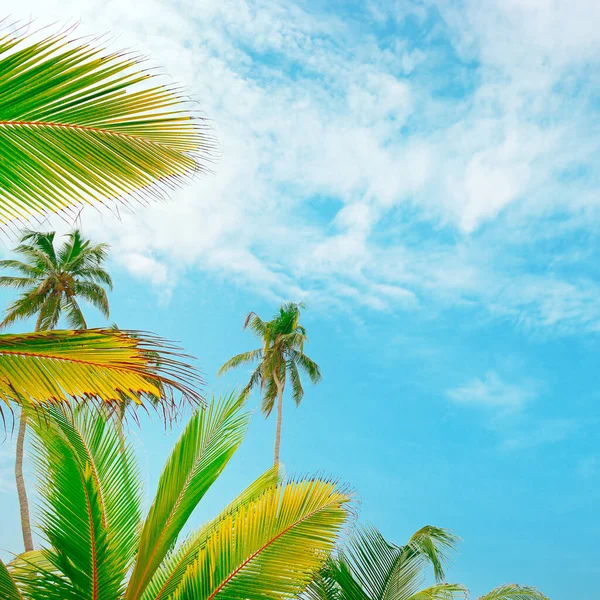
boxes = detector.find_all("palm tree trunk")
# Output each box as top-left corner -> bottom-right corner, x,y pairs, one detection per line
15,320 -> 44,552
15,409 -> 33,551
273,372 -> 283,466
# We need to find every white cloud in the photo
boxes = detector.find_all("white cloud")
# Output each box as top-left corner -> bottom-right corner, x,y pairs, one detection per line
447,371 -> 539,413
7,0 -> 600,331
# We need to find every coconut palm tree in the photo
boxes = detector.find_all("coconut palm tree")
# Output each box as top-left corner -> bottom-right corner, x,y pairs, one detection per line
0,228 -> 114,551
218,302 -> 321,465
0,393 -> 350,600
303,525 -> 549,600
0,229 -> 112,331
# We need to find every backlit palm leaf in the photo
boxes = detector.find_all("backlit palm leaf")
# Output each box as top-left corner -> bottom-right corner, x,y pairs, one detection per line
0,559 -> 22,600
477,585 -> 549,600
126,393 -> 250,600
171,478 -> 349,600
0,23 -> 213,225
0,328 -> 203,413
406,584 -> 467,600
142,465 -> 282,600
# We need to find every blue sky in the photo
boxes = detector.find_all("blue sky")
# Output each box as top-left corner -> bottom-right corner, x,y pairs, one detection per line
2,0 -> 600,598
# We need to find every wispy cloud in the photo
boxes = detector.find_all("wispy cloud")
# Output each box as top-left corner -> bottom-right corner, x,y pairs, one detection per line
447,371 -> 539,414
10,0 -> 600,332
501,418 -> 582,451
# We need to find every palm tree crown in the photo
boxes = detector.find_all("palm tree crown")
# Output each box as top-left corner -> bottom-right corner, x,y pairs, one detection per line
0,229 -> 112,331
303,525 -> 549,600
218,302 -> 322,465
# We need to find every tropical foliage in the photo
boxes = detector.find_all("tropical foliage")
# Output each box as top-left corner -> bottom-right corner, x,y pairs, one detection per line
0,22 -> 213,225
0,394 -> 350,600
302,525 -> 549,600
219,302 -> 321,464
0,229 -> 112,330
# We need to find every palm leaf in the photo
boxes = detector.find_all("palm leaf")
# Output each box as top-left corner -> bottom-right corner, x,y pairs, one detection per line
477,585 -> 549,600
0,328 -> 203,414
217,349 -> 263,376
0,559 -> 22,600
142,465 -> 282,600
406,583 -> 467,600
0,26 -> 214,225
171,478 -> 350,600
125,393 -> 250,600
27,406 -> 118,600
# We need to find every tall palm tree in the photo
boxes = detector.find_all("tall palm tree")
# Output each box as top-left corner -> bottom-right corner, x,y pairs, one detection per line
0,228 -> 113,551
303,525 -> 549,600
0,394 -> 350,600
218,302 -> 322,465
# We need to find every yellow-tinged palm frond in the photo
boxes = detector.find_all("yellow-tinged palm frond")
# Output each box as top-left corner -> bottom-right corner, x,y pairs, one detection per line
0,328 -> 203,413
172,479 -> 350,600
477,585 -> 549,600
142,465 -> 283,600
406,583 -> 467,600
0,23 -> 214,226
126,393 -> 250,600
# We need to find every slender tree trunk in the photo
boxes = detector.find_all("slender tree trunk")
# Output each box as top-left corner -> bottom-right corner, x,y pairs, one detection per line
273,371 -> 283,466
15,409 -> 33,551
15,321 -> 44,552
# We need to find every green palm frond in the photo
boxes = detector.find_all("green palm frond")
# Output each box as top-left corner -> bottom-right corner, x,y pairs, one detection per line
291,350 -> 322,385
477,584 -> 549,600
126,393 -> 249,600
288,359 -> 304,406
407,583 -> 467,600
142,465 -> 283,600
26,405 -> 142,599
170,478 -> 350,600
0,328 -> 203,413
0,26 -> 214,225
314,525 -> 460,600
217,349 -> 264,376
0,559 -> 22,600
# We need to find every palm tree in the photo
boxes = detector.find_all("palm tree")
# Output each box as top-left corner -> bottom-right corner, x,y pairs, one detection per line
303,525 -> 549,600
218,302 -> 322,465
0,228 -> 113,551
0,394 -> 350,600
0,229 -> 112,331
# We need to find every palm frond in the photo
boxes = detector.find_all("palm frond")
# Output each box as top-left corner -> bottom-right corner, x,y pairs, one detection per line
288,359 -> 304,406
477,584 -> 549,600
0,275 -> 37,289
243,312 -> 269,339
0,258 -> 43,277
290,350 -> 322,385
0,559 -> 22,600
72,281 -> 110,317
407,583 -> 468,600
0,329 -> 203,414
28,406 -> 118,599
217,348 -> 263,376
142,465 -> 283,600
170,478 -> 350,600
0,26 -> 214,225
126,392 -> 249,600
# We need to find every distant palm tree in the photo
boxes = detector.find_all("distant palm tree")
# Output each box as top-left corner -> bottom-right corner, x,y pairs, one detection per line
218,303 -> 321,465
303,525 -> 549,600
0,228 -> 112,551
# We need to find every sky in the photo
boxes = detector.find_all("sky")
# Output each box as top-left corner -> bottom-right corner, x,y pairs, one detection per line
1,0 -> 600,598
